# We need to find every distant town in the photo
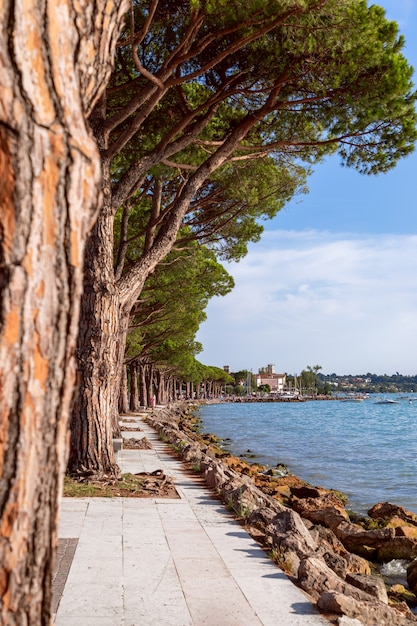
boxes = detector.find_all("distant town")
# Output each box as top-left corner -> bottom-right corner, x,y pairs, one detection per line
223,365 -> 417,396
317,372 -> 417,394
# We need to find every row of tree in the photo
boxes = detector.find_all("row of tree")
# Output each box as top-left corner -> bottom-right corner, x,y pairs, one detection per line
119,238 -> 234,407
1,1 -> 417,622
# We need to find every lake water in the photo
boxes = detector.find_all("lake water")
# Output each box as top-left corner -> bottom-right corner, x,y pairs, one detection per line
197,395 -> 417,515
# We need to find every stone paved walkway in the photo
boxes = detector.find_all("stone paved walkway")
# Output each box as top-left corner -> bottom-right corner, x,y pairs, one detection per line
54,414 -> 330,625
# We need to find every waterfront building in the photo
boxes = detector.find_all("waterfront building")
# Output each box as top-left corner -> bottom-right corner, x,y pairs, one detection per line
256,367 -> 286,394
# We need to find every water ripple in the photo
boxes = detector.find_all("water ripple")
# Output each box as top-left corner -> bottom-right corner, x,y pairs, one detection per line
198,397 -> 417,514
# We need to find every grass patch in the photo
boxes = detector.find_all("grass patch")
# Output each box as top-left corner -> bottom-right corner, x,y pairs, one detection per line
63,473 -> 148,498
347,510 -> 389,529
64,471 -> 179,499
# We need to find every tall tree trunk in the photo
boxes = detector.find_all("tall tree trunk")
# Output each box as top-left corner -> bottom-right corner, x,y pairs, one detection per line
0,1 -> 127,622
168,376 -> 174,404
129,361 -> 140,412
139,361 -> 148,408
186,381 -> 191,399
177,378 -> 183,400
119,364 -> 129,414
156,369 -> 168,405
163,375 -> 171,404
68,198 -> 129,476
154,369 -> 161,404
147,365 -> 155,407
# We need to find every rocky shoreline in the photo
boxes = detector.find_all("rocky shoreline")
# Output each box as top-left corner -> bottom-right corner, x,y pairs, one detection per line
146,402 -> 417,626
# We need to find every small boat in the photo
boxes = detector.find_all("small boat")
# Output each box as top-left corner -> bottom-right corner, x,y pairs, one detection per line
339,394 -> 366,402
374,398 -> 399,405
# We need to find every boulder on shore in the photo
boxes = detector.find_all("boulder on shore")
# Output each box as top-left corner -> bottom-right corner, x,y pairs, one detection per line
298,557 -> 381,603
368,503 -> 417,528
377,537 -> 417,562
292,493 -> 396,556
292,493 -> 349,529
317,591 -> 417,626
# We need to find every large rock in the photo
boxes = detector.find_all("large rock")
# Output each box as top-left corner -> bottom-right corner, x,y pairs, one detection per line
290,485 -> 329,499
395,526 -> 417,540
334,520 -> 395,554
309,525 -> 371,575
309,523 -> 347,554
266,509 -> 318,575
345,573 -> 388,603
321,550 -> 348,578
201,457 -> 235,492
344,552 -> 372,576
368,503 -> 417,527
182,442 -> 203,464
387,516 -> 415,528
247,505 -> 282,532
377,537 -> 417,562
292,494 -> 395,557
223,481 -> 266,518
385,517 -> 417,539
292,493 -> 349,529
271,509 -> 318,550
298,557 -> 376,603
317,591 -> 417,626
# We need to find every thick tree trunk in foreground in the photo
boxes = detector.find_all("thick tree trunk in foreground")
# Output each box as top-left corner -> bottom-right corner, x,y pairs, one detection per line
0,1 -> 127,623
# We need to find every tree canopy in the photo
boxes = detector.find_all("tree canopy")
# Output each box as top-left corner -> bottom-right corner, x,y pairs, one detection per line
125,238 -> 234,368
108,0 -> 417,313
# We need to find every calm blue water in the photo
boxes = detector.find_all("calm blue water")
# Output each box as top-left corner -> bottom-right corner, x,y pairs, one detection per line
197,396 -> 417,515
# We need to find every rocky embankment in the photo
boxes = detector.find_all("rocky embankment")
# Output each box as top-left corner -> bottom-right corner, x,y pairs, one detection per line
146,403 -> 417,626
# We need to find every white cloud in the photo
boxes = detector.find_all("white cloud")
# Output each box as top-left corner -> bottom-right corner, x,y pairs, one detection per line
196,230 -> 417,375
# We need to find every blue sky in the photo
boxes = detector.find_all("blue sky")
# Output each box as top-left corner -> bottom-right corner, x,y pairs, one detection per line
196,1 -> 417,376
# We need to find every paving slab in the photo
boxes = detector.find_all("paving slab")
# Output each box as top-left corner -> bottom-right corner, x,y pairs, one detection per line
54,414 -> 329,625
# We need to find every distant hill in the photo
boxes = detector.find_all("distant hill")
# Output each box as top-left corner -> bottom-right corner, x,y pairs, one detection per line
318,373 -> 417,394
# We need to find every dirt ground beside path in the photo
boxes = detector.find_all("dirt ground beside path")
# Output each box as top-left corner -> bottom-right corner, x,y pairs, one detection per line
63,469 -> 179,498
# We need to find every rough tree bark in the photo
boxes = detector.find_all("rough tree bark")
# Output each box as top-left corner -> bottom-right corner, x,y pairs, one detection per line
67,169 -> 127,475
0,1 -> 127,623
139,361 -> 149,408
119,365 -> 130,414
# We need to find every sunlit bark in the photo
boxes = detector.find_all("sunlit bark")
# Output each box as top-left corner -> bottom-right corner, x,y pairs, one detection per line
0,0 -> 127,622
